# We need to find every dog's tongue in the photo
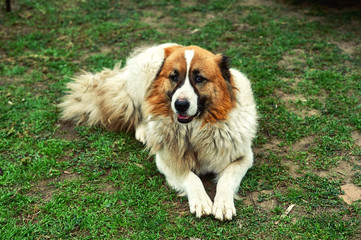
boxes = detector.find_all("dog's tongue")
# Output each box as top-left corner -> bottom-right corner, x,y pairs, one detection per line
178,115 -> 191,120
177,114 -> 194,123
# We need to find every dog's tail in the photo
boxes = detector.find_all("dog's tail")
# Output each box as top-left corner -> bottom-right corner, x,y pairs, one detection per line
58,64 -> 141,132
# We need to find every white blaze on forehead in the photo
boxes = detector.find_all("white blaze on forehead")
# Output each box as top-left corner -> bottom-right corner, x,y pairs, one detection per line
171,49 -> 198,116
185,50 -> 194,74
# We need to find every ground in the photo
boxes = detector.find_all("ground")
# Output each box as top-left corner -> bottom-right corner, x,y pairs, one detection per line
0,0 -> 361,239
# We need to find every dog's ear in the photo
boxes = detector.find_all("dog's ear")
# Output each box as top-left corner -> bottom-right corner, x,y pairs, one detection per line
164,45 -> 183,58
155,45 -> 183,78
217,54 -> 231,82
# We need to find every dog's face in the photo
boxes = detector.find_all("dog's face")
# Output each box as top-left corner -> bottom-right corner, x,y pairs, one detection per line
147,45 -> 235,124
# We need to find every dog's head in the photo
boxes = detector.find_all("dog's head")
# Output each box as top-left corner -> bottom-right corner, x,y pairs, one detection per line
147,45 -> 236,124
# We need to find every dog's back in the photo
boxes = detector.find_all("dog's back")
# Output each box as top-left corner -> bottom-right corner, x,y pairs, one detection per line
59,43 -> 177,131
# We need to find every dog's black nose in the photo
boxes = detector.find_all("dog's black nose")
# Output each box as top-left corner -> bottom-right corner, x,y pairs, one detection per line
175,99 -> 190,113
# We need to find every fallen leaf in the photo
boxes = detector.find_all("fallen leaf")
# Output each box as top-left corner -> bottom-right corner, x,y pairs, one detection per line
134,163 -> 144,168
275,204 -> 296,225
191,29 -> 200,34
237,219 -> 243,229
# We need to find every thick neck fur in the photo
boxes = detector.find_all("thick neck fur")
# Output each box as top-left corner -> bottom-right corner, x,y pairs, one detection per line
145,107 -> 255,176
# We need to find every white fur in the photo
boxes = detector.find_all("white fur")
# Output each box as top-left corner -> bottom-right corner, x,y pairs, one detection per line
59,43 -> 258,221
171,50 -> 198,117
156,152 -> 213,217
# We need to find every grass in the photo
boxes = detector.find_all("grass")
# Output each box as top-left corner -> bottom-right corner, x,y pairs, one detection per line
1,0 -> 361,239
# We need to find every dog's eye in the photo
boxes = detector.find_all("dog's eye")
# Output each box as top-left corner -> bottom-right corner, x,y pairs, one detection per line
169,73 -> 179,83
195,75 -> 206,84
170,75 -> 178,82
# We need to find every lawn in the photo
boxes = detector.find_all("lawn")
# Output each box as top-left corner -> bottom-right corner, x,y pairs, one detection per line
1,0 -> 361,239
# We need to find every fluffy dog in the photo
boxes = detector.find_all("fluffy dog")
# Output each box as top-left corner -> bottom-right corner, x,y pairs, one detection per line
59,43 -> 258,220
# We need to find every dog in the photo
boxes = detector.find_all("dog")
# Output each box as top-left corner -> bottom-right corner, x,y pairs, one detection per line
59,43 -> 258,220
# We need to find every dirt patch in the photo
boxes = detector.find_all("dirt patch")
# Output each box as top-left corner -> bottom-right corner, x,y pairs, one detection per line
37,181 -> 54,202
275,88 -> 322,118
352,131 -> 361,147
28,179 -> 55,202
335,16 -> 361,35
28,171 -> 81,202
284,159 -> 304,178
58,171 -> 80,181
0,76 -> 23,87
316,160 -> 356,182
291,136 -> 316,152
242,190 -> 277,211
54,121 -> 79,141
238,0 -> 276,7
300,108 -> 321,118
79,45 -> 120,62
253,138 -> 283,156
236,23 -> 256,31
200,174 -> 217,201
99,183 -> 117,194
332,41 -> 360,55
140,8 -> 217,38
339,184 -> 361,204
185,12 -> 216,29
99,45 -> 119,55
281,77 -> 302,89
278,49 -> 308,70
140,9 -> 173,29
276,89 -> 307,104
253,136 -> 315,178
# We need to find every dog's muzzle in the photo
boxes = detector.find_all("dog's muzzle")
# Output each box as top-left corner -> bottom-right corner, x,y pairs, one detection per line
174,99 -> 196,124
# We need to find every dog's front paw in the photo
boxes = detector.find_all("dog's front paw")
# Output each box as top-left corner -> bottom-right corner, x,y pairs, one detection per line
188,192 -> 213,218
213,194 -> 236,221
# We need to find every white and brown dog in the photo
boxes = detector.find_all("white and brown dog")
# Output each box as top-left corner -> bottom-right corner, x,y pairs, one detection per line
59,43 -> 258,220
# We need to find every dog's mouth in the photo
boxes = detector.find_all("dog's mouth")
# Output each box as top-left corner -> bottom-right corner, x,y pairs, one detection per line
176,111 -> 200,124
177,114 -> 194,124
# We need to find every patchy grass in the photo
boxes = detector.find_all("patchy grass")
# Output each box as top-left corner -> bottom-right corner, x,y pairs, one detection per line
1,0 -> 361,239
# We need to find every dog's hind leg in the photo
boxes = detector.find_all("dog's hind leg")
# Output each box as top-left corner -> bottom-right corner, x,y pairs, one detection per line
135,122 -> 147,144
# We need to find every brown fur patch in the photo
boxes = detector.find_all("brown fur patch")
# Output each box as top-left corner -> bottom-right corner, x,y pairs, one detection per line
146,46 -> 187,118
146,77 -> 173,118
164,45 -> 183,58
186,47 -> 236,124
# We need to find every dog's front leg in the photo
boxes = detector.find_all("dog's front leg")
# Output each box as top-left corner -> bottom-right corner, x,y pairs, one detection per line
155,152 -> 213,218
213,148 -> 254,221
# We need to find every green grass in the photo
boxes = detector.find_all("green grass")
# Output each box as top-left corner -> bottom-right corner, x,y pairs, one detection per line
1,0 -> 361,239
